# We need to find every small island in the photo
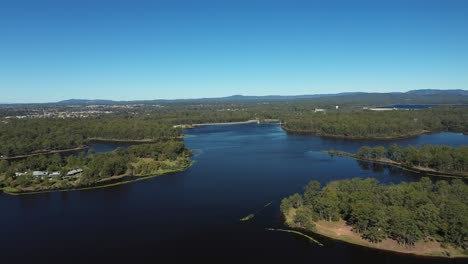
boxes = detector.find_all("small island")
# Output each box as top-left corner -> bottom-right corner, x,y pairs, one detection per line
280,178 -> 468,258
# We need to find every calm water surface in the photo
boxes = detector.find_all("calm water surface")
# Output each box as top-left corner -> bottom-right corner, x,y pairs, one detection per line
1,124 -> 467,263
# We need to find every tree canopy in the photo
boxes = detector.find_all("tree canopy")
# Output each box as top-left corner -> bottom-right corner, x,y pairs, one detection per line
356,144 -> 468,175
281,178 -> 468,248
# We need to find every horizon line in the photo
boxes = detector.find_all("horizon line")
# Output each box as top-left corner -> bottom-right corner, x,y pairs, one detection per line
2,89 -> 468,105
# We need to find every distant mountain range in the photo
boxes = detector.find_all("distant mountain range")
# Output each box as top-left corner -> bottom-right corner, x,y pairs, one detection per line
2,89 -> 468,105
53,89 -> 468,105
56,99 -> 118,105
53,92 -> 367,105
405,89 -> 468,95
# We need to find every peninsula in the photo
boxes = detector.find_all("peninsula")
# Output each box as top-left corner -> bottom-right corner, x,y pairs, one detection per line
327,144 -> 468,178
280,178 -> 468,258
0,141 -> 192,195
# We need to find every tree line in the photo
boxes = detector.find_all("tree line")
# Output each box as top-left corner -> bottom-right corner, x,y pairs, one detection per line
355,145 -> 468,175
0,117 -> 182,157
282,108 -> 468,139
281,177 -> 467,248
0,141 -> 192,190
1,105 -> 467,157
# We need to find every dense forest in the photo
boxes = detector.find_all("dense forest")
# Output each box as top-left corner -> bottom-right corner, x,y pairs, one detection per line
354,145 -> 468,175
0,117 -> 182,157
282,108 -> 468,139
1,104 -> 467,157
0,141 -> 192,192
281,178 -> 467,249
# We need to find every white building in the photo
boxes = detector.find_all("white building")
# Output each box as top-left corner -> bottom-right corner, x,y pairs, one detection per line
33,171 -> 48,177
67,168 -> 83,176
49,172 -> 61,177
15,172 -> 27,177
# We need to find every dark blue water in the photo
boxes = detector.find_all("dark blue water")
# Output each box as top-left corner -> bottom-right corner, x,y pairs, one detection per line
1,124 -> 466,263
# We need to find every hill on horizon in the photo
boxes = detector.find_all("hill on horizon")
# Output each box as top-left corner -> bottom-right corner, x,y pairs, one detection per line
2,89 -> 467,106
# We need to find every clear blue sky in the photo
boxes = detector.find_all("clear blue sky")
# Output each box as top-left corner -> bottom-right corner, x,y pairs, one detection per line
1,0 -> 468,103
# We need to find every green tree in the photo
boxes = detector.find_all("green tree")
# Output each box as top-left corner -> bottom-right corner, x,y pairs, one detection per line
316,188 -> 340,222
387,206 -> 422,247
371,146 -> 386,159
0,160 -> 9,173
303,180 -> 321,208
16,174 -> 33,188
357,146 -> 372,159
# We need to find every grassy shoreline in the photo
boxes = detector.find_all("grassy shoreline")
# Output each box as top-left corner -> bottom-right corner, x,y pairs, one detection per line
284,208 -> 467,258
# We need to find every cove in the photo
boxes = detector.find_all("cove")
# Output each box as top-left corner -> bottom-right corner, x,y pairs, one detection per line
0,123 -> 466,263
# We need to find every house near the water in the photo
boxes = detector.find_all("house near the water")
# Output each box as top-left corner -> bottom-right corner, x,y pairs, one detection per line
32,171 -> 48,177
49,172 -> 61,177
66,168 -> 83,176
14,171 -> 64,178
14,172 -> 27,177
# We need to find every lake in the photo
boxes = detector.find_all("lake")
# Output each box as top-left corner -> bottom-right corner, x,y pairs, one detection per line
1,124 -> 467,263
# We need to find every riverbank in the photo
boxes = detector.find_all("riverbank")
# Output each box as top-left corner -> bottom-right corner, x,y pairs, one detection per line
1,160 -> 192,196
284,208 -> 467,258
326,150 -> 467,178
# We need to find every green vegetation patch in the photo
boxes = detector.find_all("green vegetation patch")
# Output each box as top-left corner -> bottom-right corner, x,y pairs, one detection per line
240,214 -> 255,222
239,201 -> 274,222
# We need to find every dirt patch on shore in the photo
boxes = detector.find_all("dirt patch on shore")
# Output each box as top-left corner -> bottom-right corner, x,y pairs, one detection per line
314,220 -> 464,257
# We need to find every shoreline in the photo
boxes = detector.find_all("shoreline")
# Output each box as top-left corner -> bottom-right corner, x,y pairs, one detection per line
177,120 -> 464,142
284,209 -> 467,258
311,221 -> 466,258
0,137 -> 183,160
0,146 -> 89,160
326,150 -> 467,178
86,137 -> 182,143
175,119 -> 281,129
192,119 -> 259,127
1,163 -> 191,196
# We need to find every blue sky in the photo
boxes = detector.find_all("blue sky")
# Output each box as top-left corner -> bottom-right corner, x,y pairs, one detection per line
1,0 -> 468,102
